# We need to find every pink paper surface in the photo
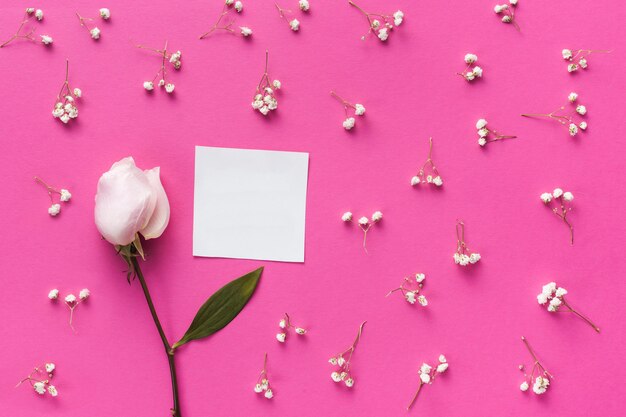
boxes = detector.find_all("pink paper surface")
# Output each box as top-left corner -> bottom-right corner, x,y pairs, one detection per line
1,1 -> 625,416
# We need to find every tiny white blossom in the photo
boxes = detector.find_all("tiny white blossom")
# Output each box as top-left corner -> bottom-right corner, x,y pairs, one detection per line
393,10 -> 404,26
264,389 -> 273,399
343,117 -> 356,130
234,1 -> 243,12
279,319 -> 286,328
520,381 -> 529,391
417,295 -> 428,306
472,66 -> 483,77
329,358 -> 337,365
542,282 -> 557,296
355,104 -> 366,116
358,216 -> 369,225
377,28 -> 389,41
41,35 -> 53,45
73,88 -> 82,98
478,128 -> 489,138
226,0 -> 234,4
433,176 -> 443,187
60,189 -> 72,202
405,292 -> 416,304
568,123 -> 578,136
331,372 -> 342,382
254,384 -> 263,393
579,121 -> 587,130
568,92 -> 578,102
165,83 -> 175,93
35,9 -> 44,20
60,114 -> 70,124
299,0 -> 310,11
537,293 -> 549,305
438,354 -> 447,363
469,253 -> 481,264
540,192 -> 552,204
345,378 -> 354,387
555,287 -> 568,297
33,382 -> 46,395
79,288 -> 90,300
465,53 -> 478,64
419,373 -> 431,384
563,192 -> 574,202
410,176 -> 420,186
510,0 -> 518,5
272,79 -> 281,89
562,49 -> 573,60
143,81 -> 154,91
99,8 -> 111,20
568,63 -> 578,73
295,327 -> 306,335
416,273 -> 426,283
465,71 -> 475,81
478,137 -> 487,147
45,363 -> 56,373
276,333 -> 286,343
259,106 -> 270,116
65,294 -> 77,303
90,27 -> 101,39
240,26 -> 253,37
371,211 -> 383,222
502,15 -> 512,23
494,5 -> 503,13
290,19 -> 300,31
342,212 -> 353,222
552,188 -> 563,198
436,363 -> 448,373
48,204 -> 61,216
48,289 -> 59,300
47,385 -> 58,397
575,105 -> 586,115
26,8 -> 35,14
579,58 -> 588,68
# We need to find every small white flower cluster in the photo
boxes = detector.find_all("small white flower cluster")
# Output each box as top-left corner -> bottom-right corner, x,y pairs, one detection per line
276,313 -> 307,343
299,0 -> 310,12
540,187 -> 574,244
200,1 -> 252,39
522,92 -> 587,137
537,282 -> 567,312
407,355 -> 449,409
17,363 -> 58,397
458,53 -> 483,81
348,2 -> 403,41
0,9 -> 53,47
52,79 -> 82,125
493,1 -> 519,29
76,9 -> 109,40
275,2 -> 310,32
453,220 -> 480,266
342,211 -> 382,253
329,322 -> 366,388
411,137 -> 443,187
519,336 -> 553,395
330,91 -> 365,130
561,48 -> 611,73
475,118 -> 517,147
35,177 -> 72,216
251,51 -> 281,116
387,273 -> 428,307
253,353 -> 274,399
49,287 -> 90,331
139,43 -> 182,94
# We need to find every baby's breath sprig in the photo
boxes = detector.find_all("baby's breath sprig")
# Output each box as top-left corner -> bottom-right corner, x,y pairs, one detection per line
199,1 -> 252,39
348,1 -> 404,41
251,50 -> 281,116
34,177 -> 72,216
407,355 -> 449,410
330,91 -> 366,130
137,41 -> 181,93
387,273 -> 428,306
276,313 -> 307,343
562,48 -> 611,73
253,353 -> 274,399
540,188 -> 575,245
16,363 -> 58,397
475,119 -> 516,147
51,60 -> 82,125
518,336 -> 552,395
453,220 -> 481,266
522,92 -> 588,137
457,53 -> 483,82
329,321 -> 366,388
275,3 -> 301,31
493,1 -> 520,31
49,288 -> 90,332
75,12 -> 102,40
410,137 -> 443,187
537,282 -> 600,332
341,211 -> 383,254
0,8 -> 52,48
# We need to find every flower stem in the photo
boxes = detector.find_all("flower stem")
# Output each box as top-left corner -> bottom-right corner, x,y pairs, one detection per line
562,299 -> 600,333
406,381 -> 423,410
131,257 -> 181,417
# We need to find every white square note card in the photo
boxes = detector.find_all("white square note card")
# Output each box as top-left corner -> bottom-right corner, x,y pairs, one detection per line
193,146 -> 309,263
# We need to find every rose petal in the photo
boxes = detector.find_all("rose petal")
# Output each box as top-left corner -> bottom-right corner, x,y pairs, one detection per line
140,167 -> 170,240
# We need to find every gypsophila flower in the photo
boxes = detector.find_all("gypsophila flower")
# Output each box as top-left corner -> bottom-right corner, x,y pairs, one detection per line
410,137 -> 444,188
51,60 -> 81,124
276,313 -> 307,342
1,9 -> 49,48
454,220 -> 481,267
99,8 -> 111,20
539,187 -> 575,244
458,53 -> 483,82
200,1 -> 253,39
522,92 -> 588,136
76,12 -> 105,40
343,117 -> 356,130
49,288 -> 90,332
254,353 -> 274,399
349,1 -> 404,41
329,322 -> 366,388
493,2 -> 520,30
275,3 -> 305,31
331,91 -> 366,130
137,41 -> 182,93
561,48 -> 611,73
387,273 -> 430,308
407,354 -> 449,410
343,211 -> 383,253
18,363 -> 59,397
290,19 -> 300,31
79,288 -> 90,300
48,289 -> 59,300
537,281 -> 600,332
35,177 -> 72,216
474,119 -> 517,147
252,51 -> 281,116
48,204 -> 61,216
299,0 -> 310,12
519,337 -> 553,396
90,27 -> 101,39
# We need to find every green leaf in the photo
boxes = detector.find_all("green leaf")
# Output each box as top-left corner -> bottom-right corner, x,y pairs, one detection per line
172,267 -> 263,349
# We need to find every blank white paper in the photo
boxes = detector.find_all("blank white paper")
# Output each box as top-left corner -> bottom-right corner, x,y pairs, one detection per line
193,146 -> 309,262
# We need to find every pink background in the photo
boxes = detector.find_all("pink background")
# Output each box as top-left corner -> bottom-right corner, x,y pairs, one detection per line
1,1 -> 625,416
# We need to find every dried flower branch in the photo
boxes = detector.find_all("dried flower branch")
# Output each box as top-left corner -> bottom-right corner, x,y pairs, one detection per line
407,355 -> 449,410
540,188 -> 574,244
562,48 -> 611,73
329,321 -> 366,388
137,41 -> 182,93
342,211 -> 383,253
457,53 -> 483,81
275,3 -> 301,31
537,282 -> 600,332
387,273 -> 428,306
251,50 -> 281,116
453,220 -> 481,266
522,92 -> 588,136
410,137 -> 443,187
49,288 -> 90,332
16,363 -> 58,397
34,176 -> 72,216
518,336 -> 552,394
199,1 -> 252,39
348,1 -> 404,41
253,353 -> 274,399
276,313 -> 307,342
1,8 -> 52,48
494,1 -> 520,31
51,60 -> 82,124
76,12 -> 101,40
330,91 -> 366,130
475,118 -> 516,147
